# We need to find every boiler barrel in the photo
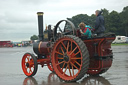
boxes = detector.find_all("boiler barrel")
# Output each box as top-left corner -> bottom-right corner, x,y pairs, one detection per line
33,41 -> 50,55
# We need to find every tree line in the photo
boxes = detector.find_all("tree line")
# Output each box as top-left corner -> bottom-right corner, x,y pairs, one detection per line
30,6 -> 128,40
68,6 -> 128,36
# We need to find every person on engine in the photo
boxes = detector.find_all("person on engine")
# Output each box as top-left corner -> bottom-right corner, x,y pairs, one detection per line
94,10 -> 105,37
79,22 -> 92,38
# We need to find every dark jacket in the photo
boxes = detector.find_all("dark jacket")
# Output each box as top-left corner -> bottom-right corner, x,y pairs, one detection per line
95,11 -> 105,34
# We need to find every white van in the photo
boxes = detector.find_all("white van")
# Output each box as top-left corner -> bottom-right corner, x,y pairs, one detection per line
112,36 -> 126,43
126,37 -> 128,43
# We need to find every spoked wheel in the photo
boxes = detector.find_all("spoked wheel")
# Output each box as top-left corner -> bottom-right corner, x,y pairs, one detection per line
51,35 -> 89,82
53,20 -> 76,41
22,53 -> 38,77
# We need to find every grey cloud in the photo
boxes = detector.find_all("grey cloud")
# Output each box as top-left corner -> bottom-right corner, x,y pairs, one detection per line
0,0 -> 128,42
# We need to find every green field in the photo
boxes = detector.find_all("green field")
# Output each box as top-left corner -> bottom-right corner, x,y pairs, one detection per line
111,43 -> 128,46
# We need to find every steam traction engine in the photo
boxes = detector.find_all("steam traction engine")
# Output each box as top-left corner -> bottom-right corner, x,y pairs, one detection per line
21,12 -> 115,82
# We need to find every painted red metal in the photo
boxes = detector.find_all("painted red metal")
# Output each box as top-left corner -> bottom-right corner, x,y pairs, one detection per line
21,12 -> 116,81
38,41 -> 51,55
51,36 -> 83,81
0,41 -> 13,47
84,37 -> 115,75
22,53 -> 38,77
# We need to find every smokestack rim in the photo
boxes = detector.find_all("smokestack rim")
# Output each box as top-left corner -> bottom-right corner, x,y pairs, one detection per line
37,12 -> 44,16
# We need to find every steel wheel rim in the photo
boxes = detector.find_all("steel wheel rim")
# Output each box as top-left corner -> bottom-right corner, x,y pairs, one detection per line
52,37 -> 83,80
22,53 -> 35,76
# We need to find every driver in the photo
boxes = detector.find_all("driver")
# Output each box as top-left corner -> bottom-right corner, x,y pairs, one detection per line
79,22 -> 92,38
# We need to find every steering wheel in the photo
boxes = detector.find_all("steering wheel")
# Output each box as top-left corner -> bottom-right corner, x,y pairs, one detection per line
53,20 -> 76,40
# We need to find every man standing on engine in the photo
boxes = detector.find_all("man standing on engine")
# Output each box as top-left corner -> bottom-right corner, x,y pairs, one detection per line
94,10 -> 105,37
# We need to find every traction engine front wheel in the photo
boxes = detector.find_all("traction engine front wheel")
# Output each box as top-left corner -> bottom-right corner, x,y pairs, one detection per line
51,35 -> 89,82
22,53 -> 38,77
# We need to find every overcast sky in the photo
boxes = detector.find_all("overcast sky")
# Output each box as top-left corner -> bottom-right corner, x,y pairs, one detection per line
0,0 -> 128,42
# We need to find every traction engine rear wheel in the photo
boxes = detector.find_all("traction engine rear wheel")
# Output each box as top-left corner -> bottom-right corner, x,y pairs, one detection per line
51,35 -> 89,82
22,53 -> 38,77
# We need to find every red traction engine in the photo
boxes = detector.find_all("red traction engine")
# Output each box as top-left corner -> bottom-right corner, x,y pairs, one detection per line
21,12 -> 115,82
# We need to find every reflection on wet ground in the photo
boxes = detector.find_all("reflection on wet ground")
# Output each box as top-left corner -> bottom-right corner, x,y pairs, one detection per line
23,73 -> 111,85
23,73 -> 60,85
0,46 -> 128,85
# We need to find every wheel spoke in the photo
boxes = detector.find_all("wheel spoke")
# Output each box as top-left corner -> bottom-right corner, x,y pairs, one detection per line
61,42 -> 67,50
29,67 -> 33,73
25,61 -> 27,64
56,61 -> 64,66
71,64 -> 74,76
57,57 -> 64,59
71,57 -> 81,60
71,41 -> 72,51
74,51 -> 80,56
62,62 -> 66,70
70,62 -> 79,70
55,51 -> 63,55
69,47 -> 78,55
63,64 -> 68,74
74,60 -> 81,67
67,41 -> 69,52
25,67 -> 28,70
60,47 -> 64,54
68,64 -> 72,76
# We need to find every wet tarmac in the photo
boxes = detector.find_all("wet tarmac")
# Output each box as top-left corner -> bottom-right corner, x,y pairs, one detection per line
0,46 -> 128,85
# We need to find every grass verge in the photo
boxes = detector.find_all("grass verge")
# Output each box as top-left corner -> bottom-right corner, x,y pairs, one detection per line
111,43 -> 128,46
